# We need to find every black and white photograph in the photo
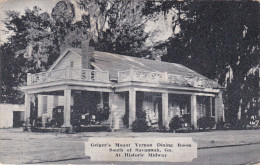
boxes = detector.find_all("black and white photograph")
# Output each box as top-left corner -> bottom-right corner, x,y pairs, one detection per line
0,0 -> 259,164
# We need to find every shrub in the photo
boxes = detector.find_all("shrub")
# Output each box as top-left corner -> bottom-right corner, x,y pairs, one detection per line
182,114 -> 191,124
122,113 -> 129,128
234,119 -> 247,130
136,109 -> 146,119
216,118 -> 225,130
208,117 -> 216,129
169,116 -> 182,131
197,116 -> 216,130
132,118 -> 149,132
132,109 -> 148,132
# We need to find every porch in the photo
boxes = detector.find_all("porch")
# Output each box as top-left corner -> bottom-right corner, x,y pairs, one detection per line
114,90 -> 224,130
21,67 -> 224,132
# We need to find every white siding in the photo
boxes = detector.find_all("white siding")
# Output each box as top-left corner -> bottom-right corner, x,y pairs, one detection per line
0,109 -> 13,128
0,104 -> 25,128
53,51 -> 82,70
58,96 -> 64,106
42,96 -> 65,118
37,95 -> 68,118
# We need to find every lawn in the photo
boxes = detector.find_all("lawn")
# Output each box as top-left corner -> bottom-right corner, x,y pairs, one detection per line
0,128 -> 260,164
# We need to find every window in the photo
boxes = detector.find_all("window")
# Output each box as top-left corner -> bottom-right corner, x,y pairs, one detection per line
70,61 -> 74,67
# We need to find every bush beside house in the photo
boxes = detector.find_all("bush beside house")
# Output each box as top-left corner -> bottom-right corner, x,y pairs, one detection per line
122,113 -> 129,128
197,116 -> 216,130
132,110 -> 148,132
169,116 -> 182,131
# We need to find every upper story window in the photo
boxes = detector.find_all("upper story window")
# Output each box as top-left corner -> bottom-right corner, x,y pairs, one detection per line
70,61 -> 74,67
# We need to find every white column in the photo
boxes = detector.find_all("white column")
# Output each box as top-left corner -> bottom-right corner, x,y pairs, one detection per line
62,89 -> 72,127
209,96 -> 213,117
162,92 -> 169,128
191,95 -> 197,128
129,90 -> 136,127
38,95 -> 44,117
100,92 -> 103,107
25,93 -> 31,123
109,92 -> 115,129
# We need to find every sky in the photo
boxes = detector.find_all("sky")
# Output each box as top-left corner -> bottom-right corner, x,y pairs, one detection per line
0,0 -> 174,45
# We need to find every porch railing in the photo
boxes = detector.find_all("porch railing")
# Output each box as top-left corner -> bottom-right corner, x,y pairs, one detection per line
118,69 -> 218,88
27,68 -> 110,85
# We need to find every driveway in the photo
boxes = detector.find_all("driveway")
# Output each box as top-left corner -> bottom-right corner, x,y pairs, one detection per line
0,128 -> 260,164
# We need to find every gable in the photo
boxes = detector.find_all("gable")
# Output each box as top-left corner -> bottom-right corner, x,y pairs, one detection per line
49,50 -> 82,71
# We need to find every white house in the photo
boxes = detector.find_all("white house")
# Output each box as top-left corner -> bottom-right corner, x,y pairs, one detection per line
20,46 -> 225,130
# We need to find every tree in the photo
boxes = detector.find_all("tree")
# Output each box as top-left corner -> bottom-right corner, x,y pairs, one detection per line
1,1 -> 150,103
76,0 -> 149,57
1,43 -> 25,103
145,1 -> 260,125
1,7 -> 59,103
4,7 -> 58,72
51,0 -> 76,49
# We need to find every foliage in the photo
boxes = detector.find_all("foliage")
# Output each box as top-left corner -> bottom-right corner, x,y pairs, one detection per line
197,116 -> 216,130
182,114 -> 191,124
169,115 -> 182,131
51,0 -> 76,48
1,1 -> 150,104
76,0 -> 149,57
132,109 -> 148,132
216,118 -> 225,130
132,118 -> 149,132
122,113 -> 129,128
234,118 -> 247,130
1,6 -> 59,103
1,43 -> 25,103
136,109 -> 147,119
145,1 -> 260,124
6,7 -> 58,70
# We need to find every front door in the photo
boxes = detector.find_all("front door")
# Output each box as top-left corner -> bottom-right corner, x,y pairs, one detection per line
13,111 -> 21,127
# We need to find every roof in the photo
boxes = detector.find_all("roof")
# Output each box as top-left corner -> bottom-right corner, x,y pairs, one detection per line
67,48 -> 209,80
48,47 -> 221,88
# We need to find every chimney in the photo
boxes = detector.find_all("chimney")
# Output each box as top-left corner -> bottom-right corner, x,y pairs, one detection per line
81,39 -> 95,69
